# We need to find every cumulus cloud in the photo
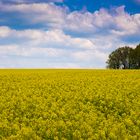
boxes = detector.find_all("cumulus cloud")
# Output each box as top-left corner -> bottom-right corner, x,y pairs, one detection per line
0,2 -> 139,68
0,26 -> 112,68
0,26 -> 94,49
0,3 -> 140,39
0,3 -> 68,29
0,25 -> 138,68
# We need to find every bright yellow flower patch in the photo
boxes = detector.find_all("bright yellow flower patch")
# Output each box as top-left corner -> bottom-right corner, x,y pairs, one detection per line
0,69 -> 140,139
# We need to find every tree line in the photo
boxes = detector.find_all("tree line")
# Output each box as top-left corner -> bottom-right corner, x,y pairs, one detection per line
106,44 -> 140,69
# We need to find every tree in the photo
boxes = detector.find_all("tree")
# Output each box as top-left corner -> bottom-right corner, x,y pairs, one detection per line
134,44 -> 140,68
106,46 -> 133,69
106,50 -> 121,69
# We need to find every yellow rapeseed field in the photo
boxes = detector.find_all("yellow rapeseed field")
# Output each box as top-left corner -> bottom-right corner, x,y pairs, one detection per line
0,69 -> 140,140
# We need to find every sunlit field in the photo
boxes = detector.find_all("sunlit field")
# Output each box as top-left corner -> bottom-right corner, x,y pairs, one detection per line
0,70 -> 140,139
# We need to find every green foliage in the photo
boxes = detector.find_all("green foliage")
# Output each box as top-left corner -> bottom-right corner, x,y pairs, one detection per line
131,44 -> 140,68
0,69 -> 140,139
107,44 -> 140,69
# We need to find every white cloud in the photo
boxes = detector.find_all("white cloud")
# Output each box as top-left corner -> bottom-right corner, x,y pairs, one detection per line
0,3 -> 139,38
0,26 -> 94,50
0,3 -> 139,68
0,25 -> 139,68
0,44 -> 66,58
0,26 -> 12,37
0,26 -> 111,68
110,6 -> 140,36
72,50 -> 107,62
0,3 -> 67,28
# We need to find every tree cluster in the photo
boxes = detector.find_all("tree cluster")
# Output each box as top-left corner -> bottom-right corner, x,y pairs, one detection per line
106,44 -> 140,69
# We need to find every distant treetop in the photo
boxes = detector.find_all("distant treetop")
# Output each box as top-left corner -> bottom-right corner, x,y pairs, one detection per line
106,44 -> 140,69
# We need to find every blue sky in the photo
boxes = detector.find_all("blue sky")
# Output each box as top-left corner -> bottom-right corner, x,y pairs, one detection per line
0,0 -> 140,68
